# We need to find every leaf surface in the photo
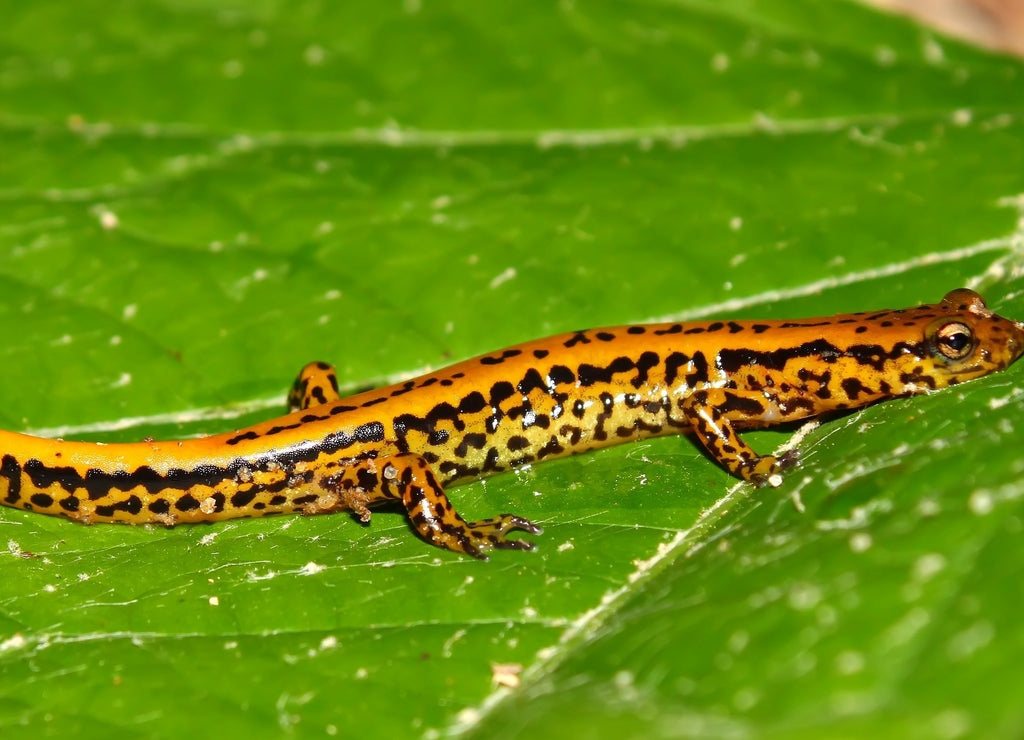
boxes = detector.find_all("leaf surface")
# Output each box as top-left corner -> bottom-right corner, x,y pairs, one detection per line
1,1 -> 1023,738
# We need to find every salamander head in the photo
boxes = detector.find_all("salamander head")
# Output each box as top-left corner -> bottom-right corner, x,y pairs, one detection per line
920,288 -> 1024,385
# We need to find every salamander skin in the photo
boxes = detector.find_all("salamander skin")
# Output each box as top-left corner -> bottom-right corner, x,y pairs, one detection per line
1,288 -> 1021,558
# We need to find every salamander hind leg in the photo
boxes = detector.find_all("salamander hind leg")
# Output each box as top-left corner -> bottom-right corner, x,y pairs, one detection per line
289,361 -> 342,411
680,389 -> 799,487
328,452 -> 542,559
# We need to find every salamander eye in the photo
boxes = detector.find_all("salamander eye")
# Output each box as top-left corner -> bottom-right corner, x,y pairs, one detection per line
931,321 -> 975,361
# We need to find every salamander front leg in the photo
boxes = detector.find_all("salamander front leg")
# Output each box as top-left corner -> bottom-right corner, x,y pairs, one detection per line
680,389 -> 799,486
323,452 -> 542,559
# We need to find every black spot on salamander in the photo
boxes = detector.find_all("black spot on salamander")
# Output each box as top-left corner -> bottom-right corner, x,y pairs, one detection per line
752,324 -> 771,334
507,403 -> 532,425
577,356 -> 636,387
227,430 -> 261,446
787,397 -> 817,415
841,377 -> 872,401
517,368 -> 546,396
535,436 -> 565,458
558,424 -> 583,445
654,324 -> 683,336
596,331 -> 615,342
458,391 -> 488,415
780,320 -> 833,328
632,351 -> 660,388
663,351 -> 692,386
508,453 -> 536,469
148,498 -> 171,515
1,454 -> 22,504
329,405 -> 358,415
30,493 -> 53,509
719,394 -> 765,417
706,322 -> 725,332
360,397 -> 388,408
455,433 -> 488,457
644,399 -> 666,415
392,414 -> 436,448
506,435 -> 530,451
564,331 -> 591,348
480,349 -> 523,365
175,494 -> 201,512
547,364 -> 576,386
231,490 -> 257,508
418,377 -> 439,388
459,381 -> 514,435
899,369 -> 937,389
848,341 -> 927,372
572,399 -> 587,419
627,326 -> 646,335
482,447 -> 502,472
355,467 -> 378,491
727,322 -> 744,333
684,326 -> 705,335
592,392 -> 616,441
489,381 -> 516,406
59,495 -> 79,512
438,459 -> 481,481
798,369 -> 833,397
533,349 -> 550,359
122,495 -> 144,515
354,422 -> 386,444
428,429 -> 449,445
685,352 -> 709,386
389,380 -> 417,397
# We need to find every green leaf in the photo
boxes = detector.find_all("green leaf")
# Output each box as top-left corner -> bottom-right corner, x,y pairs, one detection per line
2,1 -> 1024,738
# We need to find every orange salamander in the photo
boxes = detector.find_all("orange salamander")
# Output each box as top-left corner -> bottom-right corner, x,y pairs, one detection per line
1,288 -> 1020,558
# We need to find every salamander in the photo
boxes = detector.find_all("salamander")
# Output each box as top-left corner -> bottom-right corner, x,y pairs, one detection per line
1,288 -> 1021,558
